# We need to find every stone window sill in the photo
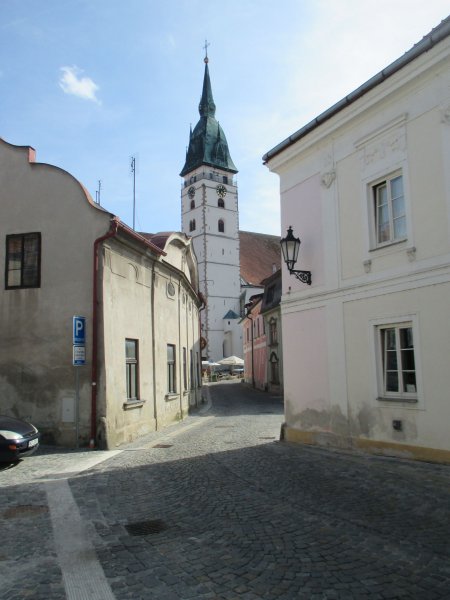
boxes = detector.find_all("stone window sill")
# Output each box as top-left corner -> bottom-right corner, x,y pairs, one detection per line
123,399 -> 146,410
165,393 -> 179,401
376,396 -> 417,404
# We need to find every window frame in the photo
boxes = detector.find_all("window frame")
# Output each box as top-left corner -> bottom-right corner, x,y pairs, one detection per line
269,317 -> 278,346
5,232 -> 41,289
167,344 -> 177,394
183,347 -> 187,391
373,318 -> 421,403
218,219 -> 225,233
125,339 -> 139,401
370,171 -> 406,249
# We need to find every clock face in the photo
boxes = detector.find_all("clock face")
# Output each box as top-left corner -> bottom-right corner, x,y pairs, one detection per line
216,184 -> 227,198
188,186 -> 195,198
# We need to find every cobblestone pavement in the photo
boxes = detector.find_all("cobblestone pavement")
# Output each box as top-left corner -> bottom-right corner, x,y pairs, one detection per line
1,381 -> 450,599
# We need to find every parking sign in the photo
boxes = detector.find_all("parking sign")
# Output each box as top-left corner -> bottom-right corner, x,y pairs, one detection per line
73,316 -> 86,345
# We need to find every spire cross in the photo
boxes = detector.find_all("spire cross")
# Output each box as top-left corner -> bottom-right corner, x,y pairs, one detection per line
203,39 -> 210,63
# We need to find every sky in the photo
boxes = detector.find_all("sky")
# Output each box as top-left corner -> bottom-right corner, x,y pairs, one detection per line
1,1 -> 449,236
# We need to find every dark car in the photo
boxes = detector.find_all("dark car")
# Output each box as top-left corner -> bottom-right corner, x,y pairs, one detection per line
0,415 -> 40,462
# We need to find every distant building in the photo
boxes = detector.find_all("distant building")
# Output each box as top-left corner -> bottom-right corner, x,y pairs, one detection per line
181,55 -> 280,362
0,138 -> 202,448
242,269 -> 283,393
264,17 -> 450,463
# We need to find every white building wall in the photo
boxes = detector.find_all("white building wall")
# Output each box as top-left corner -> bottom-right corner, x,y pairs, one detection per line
181,167 -> 241,361
268,30 -> 450,462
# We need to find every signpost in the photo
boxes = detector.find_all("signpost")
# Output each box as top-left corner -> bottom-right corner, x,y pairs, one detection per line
73,316 -> 86,447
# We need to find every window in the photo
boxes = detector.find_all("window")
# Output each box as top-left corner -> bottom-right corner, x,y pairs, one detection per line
5,232 -> 41,289
379,324 -> 416,399
223,176 -> 228,184
167,344 -> 176,393
269,318 -> 278,345
189,219 -> 196,232
218,219 -> 225,233
125,339 -> 139,400
218,198 -> 225,208
190,350 -> 194,389
190,199 -> 195,209
183,347 -> 187,391
373,174 -> 406,246
266,285 -> 275,304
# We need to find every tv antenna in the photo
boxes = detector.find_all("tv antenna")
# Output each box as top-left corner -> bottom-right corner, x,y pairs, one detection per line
95,180 -> 102,205
130,156 -> 136,230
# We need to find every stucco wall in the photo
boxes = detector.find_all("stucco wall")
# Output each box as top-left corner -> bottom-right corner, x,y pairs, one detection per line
0,139 -> 110,445
268,30 -> 450,461
100,238 -> 202,448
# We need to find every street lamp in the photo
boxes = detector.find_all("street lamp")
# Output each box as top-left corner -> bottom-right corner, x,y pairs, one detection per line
280,226 -> 312,285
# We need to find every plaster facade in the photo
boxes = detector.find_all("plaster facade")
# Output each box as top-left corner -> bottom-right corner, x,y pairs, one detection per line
0,138 -> 202,448
265,18 -> 450,462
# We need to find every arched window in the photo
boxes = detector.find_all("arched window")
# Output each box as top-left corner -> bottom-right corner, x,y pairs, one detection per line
190,199 -> 195,209
218,198 -> 225,208
189,219 -> 196,232
218,219 -> 224,233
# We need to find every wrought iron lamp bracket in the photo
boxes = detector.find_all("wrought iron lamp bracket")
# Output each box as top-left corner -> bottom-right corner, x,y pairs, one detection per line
290,269 -> 312,285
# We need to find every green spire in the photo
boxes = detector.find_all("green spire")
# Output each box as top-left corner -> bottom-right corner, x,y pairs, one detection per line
180,55 -> 237,177
198,62 -> 216,118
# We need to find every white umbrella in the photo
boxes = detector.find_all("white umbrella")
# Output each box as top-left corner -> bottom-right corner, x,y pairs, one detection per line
217,355 -> 244,366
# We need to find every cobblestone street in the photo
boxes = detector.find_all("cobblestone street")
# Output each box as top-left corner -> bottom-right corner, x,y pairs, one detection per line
1,381 -> 450,599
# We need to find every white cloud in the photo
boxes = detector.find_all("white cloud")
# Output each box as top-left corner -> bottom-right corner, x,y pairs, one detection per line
59,66 -> 101,104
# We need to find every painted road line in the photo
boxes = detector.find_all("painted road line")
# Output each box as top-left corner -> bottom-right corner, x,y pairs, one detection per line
46,478 -> 116,600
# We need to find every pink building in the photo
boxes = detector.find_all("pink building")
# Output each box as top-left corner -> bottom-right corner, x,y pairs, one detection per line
243,295 -> 267,390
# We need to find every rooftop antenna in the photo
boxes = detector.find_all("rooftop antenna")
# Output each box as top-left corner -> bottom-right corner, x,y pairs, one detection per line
130,156 -> 136,230
95,180 -> 102,205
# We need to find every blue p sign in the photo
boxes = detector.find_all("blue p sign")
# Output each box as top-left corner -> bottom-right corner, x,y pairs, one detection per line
73,316 -> 86,345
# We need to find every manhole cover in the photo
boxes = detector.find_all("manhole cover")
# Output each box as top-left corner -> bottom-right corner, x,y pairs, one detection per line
125,519 -> 168,536
152,443 -> 173,448
3,505 -> 48,519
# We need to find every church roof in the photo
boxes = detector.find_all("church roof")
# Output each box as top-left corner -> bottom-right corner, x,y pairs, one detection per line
239,230 -> 281,286
180,60 -> 237,177
223,309 -> 240,319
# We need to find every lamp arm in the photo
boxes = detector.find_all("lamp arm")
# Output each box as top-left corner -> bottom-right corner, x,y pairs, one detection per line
290,269 -> 312,285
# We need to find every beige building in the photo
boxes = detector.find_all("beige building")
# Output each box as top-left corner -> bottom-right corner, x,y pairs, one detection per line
264,17 -> 450,463
0,137 -> 202,449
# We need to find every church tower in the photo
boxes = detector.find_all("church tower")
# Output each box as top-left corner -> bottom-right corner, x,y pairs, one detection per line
180,51 -> 240,361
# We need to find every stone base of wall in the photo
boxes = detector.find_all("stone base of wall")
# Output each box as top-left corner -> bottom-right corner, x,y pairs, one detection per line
284,425 -> 450,465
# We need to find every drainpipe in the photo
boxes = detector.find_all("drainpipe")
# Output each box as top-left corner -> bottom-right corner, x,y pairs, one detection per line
91,217 -> 120,447
151,263 -> 158,430
244,307 -> 255,389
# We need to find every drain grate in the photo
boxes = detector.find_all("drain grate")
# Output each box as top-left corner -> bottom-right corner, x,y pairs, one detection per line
215,425 -> 235,428
259,436 -> 276,440
125,519 -> 168,536
3,505 -> 48,519
152,443 -> 173,448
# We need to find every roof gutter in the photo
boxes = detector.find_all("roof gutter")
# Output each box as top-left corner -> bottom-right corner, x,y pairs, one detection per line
263,16 -> 450,164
